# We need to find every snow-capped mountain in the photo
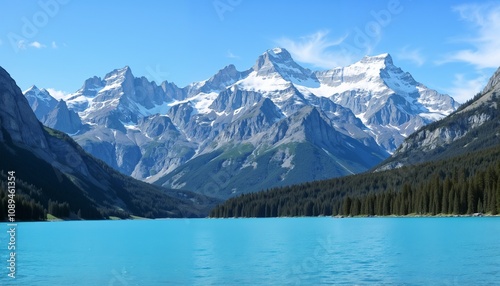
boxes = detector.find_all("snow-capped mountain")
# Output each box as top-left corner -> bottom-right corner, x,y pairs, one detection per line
23,86 -> 84,135
1,66 -> 216,219
24,85 -> 59,120
312,53 -> 459,151
67,66 -> 174,126
376,65 -> 500,171
25,48 -> 459,199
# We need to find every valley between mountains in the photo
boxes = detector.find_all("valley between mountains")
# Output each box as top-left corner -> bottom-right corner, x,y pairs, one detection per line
212,65 -> 500,217
22,48 -> 458,201
4,47 -> 497,221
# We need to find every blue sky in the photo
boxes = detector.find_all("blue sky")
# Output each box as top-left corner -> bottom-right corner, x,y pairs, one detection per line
1,0 -> 499,103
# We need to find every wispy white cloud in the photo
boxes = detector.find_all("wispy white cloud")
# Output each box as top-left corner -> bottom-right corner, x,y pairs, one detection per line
46,88 -> 69,100
443,3 -> 500,69
397,46 -> 425,66
448,73 -> 489,103
29,41 -> 46,49
275,30 -> 352,69
15,40 -> 61,50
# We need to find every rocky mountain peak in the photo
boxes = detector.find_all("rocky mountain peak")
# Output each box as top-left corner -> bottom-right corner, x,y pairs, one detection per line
23,84 -> 59,120
78,76 -> 104,95
104,66 -> 133,80
93,66 -> 135,102
219,64 -> 238,74
101,66 -> 134,92
254,48 -> 296,70
55,99 -> 68,109
201,64 -> 244,93
267,47 -> 293,60
24,85 -> 54,101
25,84 -> 40,93
360,53 -> 393,66
251,47 -> 317,85
41,99 -> 83,135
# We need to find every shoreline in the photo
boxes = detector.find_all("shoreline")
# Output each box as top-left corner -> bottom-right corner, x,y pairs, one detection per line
23,212 -> 500,222
334,213 -> 499,218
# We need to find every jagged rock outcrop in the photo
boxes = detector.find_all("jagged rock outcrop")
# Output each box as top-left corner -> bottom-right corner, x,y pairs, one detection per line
42,100 -> 83,134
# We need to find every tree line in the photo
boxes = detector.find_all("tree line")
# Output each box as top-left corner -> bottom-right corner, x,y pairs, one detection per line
210,144 -> 500,217
0,178 -> 46,221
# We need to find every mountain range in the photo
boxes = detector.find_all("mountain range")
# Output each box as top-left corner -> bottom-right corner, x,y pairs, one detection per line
0,67 -> 217,220
24,48 -> 459,199
211,65 -> 500,217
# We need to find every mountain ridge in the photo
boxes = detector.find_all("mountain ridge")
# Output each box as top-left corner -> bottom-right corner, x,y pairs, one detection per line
209,65 -> 500,218
376,66 -> 500,171
24,48 -> 458,199
0,66 -> 218,220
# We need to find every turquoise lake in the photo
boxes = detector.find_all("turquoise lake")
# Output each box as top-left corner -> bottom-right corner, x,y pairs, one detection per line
0,217 -> 499,285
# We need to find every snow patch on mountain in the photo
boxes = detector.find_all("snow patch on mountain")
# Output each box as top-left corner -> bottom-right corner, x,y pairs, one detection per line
23,47 -> 459,197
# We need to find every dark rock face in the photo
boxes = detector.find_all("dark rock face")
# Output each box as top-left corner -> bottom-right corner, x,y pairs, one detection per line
42,100 -> 83,134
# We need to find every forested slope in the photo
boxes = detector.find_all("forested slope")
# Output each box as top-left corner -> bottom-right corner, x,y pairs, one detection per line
210,67 -> 500,218
210,143 -> 500,217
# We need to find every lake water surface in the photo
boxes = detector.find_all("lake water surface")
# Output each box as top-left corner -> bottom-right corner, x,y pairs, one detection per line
1,217 -> 499,285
